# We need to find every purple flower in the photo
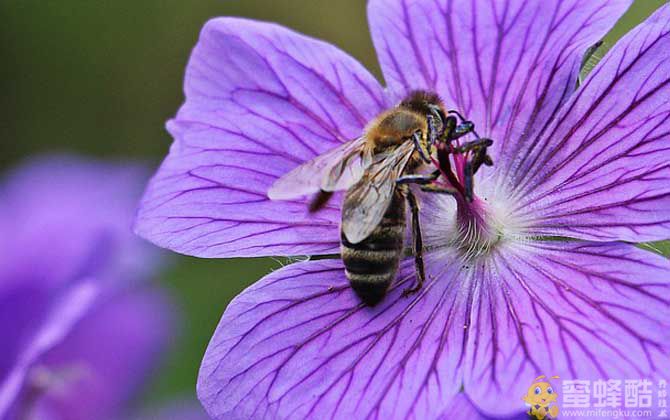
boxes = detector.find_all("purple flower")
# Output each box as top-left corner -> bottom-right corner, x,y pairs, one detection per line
132,399 -> 212,420
136,1 -> 670,418
0,156 -> 191,420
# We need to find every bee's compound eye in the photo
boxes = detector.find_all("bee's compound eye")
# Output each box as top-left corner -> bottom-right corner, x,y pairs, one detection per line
428,104 -> 445,122
535,387 -> 541,395
547,387 -> 553,394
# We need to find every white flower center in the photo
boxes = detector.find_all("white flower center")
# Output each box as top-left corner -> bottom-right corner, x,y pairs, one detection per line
422,173 -> 530,259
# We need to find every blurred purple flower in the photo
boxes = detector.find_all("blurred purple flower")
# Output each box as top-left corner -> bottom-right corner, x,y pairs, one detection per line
135,1 -> 670,418
132,398 -> 212,420
0,156 -> 204,420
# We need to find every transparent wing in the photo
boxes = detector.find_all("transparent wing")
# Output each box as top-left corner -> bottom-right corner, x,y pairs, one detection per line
341,141 -> 415,244
268,137 -> 369,200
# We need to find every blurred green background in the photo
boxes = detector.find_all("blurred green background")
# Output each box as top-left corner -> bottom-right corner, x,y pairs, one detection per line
1,0 -> 667,412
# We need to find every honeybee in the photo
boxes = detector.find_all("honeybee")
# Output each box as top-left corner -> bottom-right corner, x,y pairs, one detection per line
269,91 -> 484,305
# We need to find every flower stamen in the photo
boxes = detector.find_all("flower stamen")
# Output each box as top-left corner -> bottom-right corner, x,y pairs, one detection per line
429,113 -> 500,256
432,122 -> 493,204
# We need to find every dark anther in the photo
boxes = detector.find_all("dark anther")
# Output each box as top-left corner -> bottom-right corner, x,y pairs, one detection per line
452,138 -> 493,154
441,116 -> 458,143
448,109 -> 484,140
472,148 -> 487,174
451,121 -> 475,139
472,148 -> 495,174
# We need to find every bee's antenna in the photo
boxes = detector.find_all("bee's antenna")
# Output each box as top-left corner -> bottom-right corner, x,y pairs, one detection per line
447,109 -> 467,121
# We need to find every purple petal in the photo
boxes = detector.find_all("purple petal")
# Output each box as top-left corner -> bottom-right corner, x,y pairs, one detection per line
197,242 -> 669,418
0,280 -> 100,417
0,284 -> 53,386
135,18 -> 388,258
509,4 -> 670,242
0,155 -> 160,383
198,257 -> 470,419
463,241 -> 670,415
0,284 -> 171,420
132,398 -> 209,420
0,155 -> 159,292
34,287 -> 172,420
0,156 -> 172,419
368,0 -> 631,168
440,393 -> 527,420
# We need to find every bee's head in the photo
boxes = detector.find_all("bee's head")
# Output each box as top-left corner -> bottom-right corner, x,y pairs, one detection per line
399,91 -> 449,157
402,90 -> 444,120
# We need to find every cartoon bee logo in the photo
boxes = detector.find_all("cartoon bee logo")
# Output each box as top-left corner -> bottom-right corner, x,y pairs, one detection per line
522,375 -> 560,419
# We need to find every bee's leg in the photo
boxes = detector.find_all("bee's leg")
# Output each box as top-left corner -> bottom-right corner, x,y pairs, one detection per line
308,190 -> 334,212
412,131 -> 432,163
398,172 -> 459,195
402,189 -> 425,297
420,183 -> 458,195
396,170 -> 440,186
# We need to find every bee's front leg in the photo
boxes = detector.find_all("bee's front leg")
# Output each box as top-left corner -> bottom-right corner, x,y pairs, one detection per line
411,131 -> 432,163
402,189 -> 425,297
396,170 -> 440,186
420,183 -> 458,195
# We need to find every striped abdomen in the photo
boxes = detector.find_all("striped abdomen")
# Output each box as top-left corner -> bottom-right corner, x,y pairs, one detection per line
341,191 -> 406,306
